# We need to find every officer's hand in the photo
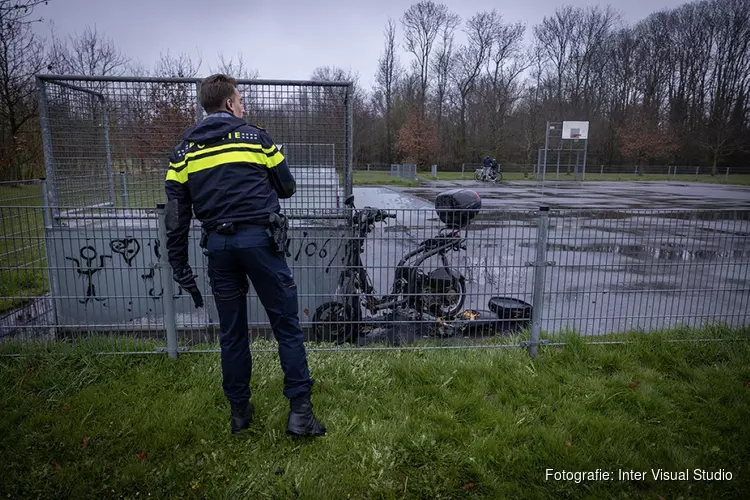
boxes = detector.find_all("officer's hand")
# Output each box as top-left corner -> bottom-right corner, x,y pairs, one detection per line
173,266 -> 204,309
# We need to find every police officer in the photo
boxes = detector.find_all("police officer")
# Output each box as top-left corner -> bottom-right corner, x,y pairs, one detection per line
164,74 -> 325,437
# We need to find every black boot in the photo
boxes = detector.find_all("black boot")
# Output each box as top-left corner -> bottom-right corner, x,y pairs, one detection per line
230,401 -> 253,434
287,394 -> 326,437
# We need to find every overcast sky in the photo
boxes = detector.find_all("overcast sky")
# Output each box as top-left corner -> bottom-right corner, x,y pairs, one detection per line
36,0 -> 690,89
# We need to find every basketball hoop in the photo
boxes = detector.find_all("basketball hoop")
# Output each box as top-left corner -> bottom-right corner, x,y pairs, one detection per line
571,133 -> 581,143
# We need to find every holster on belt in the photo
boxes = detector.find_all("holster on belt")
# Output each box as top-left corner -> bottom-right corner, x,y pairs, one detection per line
267,213 -> 290,256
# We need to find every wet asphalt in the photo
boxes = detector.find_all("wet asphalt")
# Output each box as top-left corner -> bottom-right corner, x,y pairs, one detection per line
351,181 -> 750,337
403,179 -> 750,210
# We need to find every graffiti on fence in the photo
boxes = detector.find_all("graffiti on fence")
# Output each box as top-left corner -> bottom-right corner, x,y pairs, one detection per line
65,244 -> 112,306
55,228 -> 346,323
110,238 -> 141,266
287,232 -> 349,273
66,236 -> 148,308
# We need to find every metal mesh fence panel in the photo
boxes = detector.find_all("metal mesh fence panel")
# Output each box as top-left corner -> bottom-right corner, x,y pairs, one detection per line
0,182 -> 52,343
38,76 -> 352,214
542,209 -> 750,339
240,82 -> 348,211
0,206 -> 168,353
41,81 -> 114,211
1,201 -> 748,353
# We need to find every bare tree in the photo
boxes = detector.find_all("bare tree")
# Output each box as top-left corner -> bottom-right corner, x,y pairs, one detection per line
450,11 -> 495,158
608,27 -> 640,123
310,66 -> 375,164
634,11 -> 672,125
431,14 -> 460,143
153,50 -> 202,78
139,51 -> 203,162
50,25 -> 128,76
568,6 -> 618,113
702,0 -> 750,174
375,18 -> 401,164
212,52 -> 258,80
484,16 -> 527,156
401,0 -> 459,116
533,6 -> 580,113
0,0 -> 46,26
487,19 -> 527,92
0,0 -> 48,180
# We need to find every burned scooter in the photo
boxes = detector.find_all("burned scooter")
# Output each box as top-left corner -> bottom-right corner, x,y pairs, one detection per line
311,189 -> 531,344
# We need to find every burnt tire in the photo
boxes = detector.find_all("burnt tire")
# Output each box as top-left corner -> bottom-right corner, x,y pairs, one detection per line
428,277 -> 467,319
312,301 -> 354,344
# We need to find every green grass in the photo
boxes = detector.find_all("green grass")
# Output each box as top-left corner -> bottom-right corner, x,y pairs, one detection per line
0,184 -> 48,313
351,171 -> 421,187
419,171 -> 532,181
1,328 -> 749,499
541,173 -> 750,185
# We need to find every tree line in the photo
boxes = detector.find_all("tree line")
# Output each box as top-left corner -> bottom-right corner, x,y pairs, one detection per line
1,0 -> 748,180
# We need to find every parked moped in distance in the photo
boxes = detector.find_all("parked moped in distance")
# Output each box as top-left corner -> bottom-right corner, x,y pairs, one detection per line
312,189 -> 493,344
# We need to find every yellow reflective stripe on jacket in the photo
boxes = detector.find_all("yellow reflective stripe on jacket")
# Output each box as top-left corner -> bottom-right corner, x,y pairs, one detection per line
166,168 -> 188,184
266,151 -> 285,168
188,150 -> 274,175
166,146 -> 286,184
169,142 -> 259,171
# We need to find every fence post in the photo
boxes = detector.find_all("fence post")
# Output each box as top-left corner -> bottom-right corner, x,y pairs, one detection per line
674,166 -> 678,179
536,149 -> 541,179
461,163 -> 465,178
431,164 -> 437,178
542,121 -> 550,182
725,167 -> 730,181
99,95 -> 115,207
195,79 -> 204,124
581,139 -> 588,181
529,206 -> 550,359
634,165 -> 638,175
40,178 -> 51,227
156,203 -> 179,360
40,178 -> 59,331
37,77 -> 60,220
695,166 -> 699,177
343,84 -> 354,198
600,165 -> 603,175
120,171 -> 129,209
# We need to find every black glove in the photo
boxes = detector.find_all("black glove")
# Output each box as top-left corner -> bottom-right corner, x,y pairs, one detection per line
173,266 -> 204,309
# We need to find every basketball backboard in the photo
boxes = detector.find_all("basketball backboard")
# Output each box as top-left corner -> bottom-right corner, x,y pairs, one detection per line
562,121 -> 589,140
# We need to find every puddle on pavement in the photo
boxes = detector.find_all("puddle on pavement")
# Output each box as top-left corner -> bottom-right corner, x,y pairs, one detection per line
697,227 -> 750,237
579,225 -> 644,236
565,281 -> 682,296
653,211 -> 750,221
606,281 -> 682,292
383,225 -> 410,233
727,278 -> 750,289
519,242 -> 750,261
